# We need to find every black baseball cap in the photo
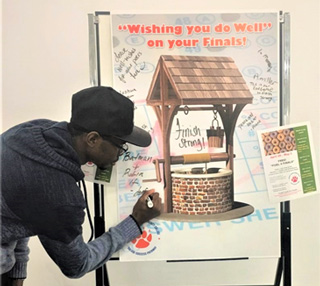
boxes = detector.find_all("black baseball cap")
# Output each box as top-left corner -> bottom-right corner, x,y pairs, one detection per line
70,86 -> 151,147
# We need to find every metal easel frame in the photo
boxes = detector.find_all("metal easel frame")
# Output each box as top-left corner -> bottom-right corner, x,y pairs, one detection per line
276,11 -> 292,286
88,12 -> 111,286
87,11 -> 292,286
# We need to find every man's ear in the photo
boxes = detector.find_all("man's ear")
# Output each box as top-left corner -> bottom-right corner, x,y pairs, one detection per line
85,131 -> 102,147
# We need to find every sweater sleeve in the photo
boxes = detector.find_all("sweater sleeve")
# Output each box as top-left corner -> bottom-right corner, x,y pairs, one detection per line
38,216 -> 141,278
7,238 -> 30,279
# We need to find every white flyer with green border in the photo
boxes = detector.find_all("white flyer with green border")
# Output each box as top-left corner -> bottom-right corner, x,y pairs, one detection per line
257,122 -> 319,202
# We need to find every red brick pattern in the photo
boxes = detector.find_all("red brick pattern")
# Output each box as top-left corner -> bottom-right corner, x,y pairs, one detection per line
172,174 -> 233,215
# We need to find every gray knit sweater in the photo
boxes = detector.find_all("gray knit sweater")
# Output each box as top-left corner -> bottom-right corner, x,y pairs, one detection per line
0,120 -> 141,278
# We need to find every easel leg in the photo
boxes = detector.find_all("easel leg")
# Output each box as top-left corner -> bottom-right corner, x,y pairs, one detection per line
94,183 -> 110,286
274,257 -> 283,286
274,202 -> 291,286
281,203 -> 291,286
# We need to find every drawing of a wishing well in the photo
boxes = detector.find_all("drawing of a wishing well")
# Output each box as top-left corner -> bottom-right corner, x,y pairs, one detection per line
146,55 -> 255,222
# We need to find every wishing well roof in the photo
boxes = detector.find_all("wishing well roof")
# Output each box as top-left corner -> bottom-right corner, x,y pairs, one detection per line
146,55 -> 253,105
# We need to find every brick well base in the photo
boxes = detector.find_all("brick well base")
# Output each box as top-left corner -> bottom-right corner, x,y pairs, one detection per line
172,168 -> 233,215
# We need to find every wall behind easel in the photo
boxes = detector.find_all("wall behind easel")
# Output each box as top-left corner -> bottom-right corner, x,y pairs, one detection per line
2,1 -> 319,286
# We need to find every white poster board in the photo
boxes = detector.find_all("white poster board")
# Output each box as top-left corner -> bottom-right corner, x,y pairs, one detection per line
106,12 -> 281,262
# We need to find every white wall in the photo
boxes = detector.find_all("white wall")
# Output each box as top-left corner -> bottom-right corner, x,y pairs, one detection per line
2,0 -> 319,286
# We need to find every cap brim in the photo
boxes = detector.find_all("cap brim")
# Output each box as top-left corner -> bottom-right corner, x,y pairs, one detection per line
115,126 -> 152,147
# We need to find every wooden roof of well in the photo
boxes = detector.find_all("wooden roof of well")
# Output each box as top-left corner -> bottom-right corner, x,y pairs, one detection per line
146,55 -> 253,105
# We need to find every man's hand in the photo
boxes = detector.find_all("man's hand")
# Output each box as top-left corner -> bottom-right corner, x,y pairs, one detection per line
131,189 -> 161,226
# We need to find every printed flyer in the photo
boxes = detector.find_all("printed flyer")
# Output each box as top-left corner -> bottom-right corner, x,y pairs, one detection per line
258,122 -> 319,202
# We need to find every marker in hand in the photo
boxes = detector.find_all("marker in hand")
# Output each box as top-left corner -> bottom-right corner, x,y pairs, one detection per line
133,188 -> 154,208
131,188 -> 161,225
146,195 -> 153,208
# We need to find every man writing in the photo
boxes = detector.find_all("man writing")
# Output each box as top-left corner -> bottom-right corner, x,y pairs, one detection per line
0,86 -> 162,285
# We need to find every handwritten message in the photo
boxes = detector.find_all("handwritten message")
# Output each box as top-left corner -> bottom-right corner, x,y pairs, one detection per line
114,47 -> 145,83
121,151 -> 153,188
175,119 -> 206,151
249,72 -> 278,103
117,22 -> 272,49
238,112 -> 261,130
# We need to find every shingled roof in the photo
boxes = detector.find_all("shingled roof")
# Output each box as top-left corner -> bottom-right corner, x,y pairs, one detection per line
146,55 -> 253,105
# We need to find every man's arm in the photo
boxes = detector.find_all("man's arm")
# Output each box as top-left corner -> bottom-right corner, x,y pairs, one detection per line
38,215 -> 140,278
38,190 -> 161,278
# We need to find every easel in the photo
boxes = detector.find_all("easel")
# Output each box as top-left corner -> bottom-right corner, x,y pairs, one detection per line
93,183 -> 110,286
274,11 -> 292,286
88,11 -> 292,286
274,202 -> 291,286
88,12 -> 112,285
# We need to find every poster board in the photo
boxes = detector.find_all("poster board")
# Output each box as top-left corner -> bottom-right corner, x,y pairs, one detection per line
88,11 -> 283,263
